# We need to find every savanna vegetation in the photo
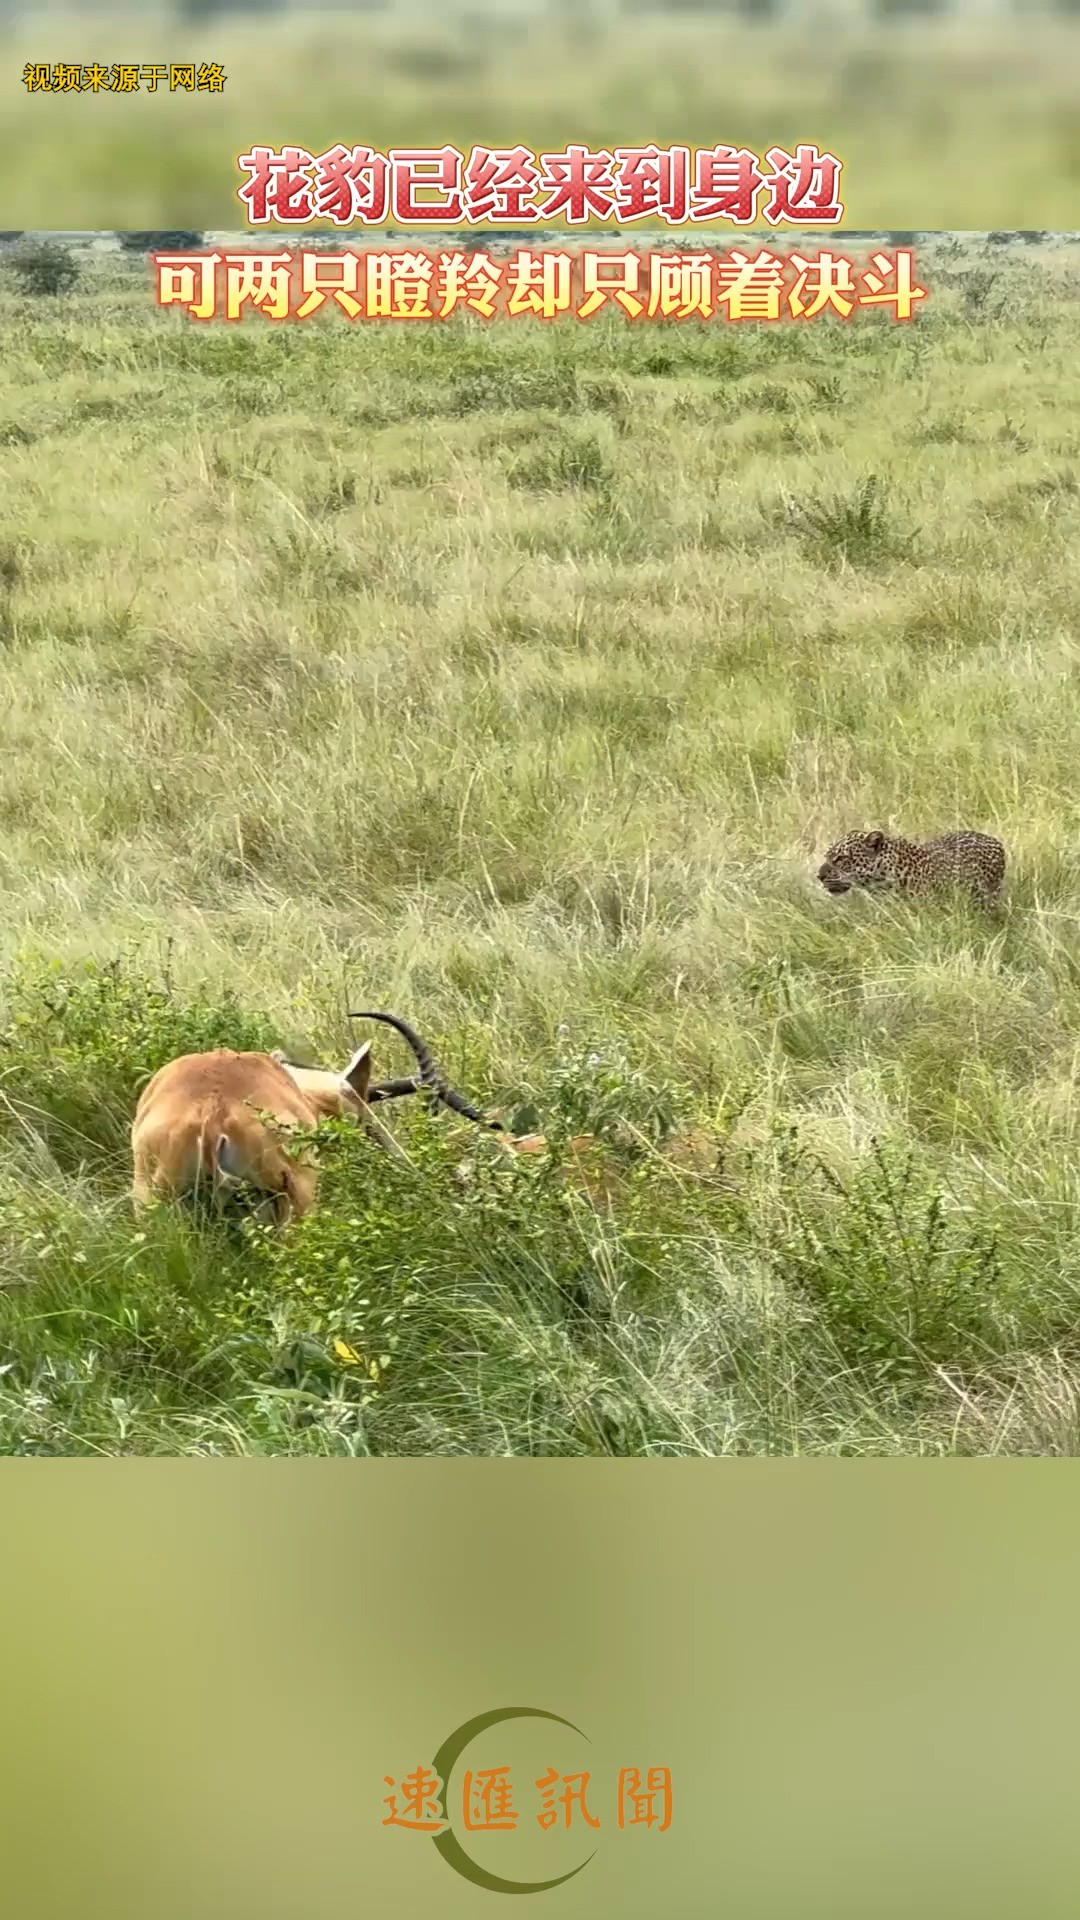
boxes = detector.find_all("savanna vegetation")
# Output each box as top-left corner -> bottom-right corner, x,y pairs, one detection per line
2,233 -> 1080,1454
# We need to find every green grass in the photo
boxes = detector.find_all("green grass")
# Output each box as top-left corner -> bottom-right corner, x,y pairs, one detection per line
3,233 -> 1080,1454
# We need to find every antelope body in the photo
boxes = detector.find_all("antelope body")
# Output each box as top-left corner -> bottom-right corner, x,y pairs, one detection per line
130,1009 -> 506,1231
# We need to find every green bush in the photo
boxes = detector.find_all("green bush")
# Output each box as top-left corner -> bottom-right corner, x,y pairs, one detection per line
0,952 -> 281,1173
9,239 -> 79,297
772,1139 -> 1003,1386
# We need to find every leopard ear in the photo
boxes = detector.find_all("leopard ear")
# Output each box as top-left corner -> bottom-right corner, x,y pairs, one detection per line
866,830 -> 886,852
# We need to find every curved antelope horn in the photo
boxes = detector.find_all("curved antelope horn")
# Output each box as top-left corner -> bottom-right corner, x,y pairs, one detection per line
348,1011 -> 505,1132
366,1075 -> 424,1105
272,1047 -> 440,1115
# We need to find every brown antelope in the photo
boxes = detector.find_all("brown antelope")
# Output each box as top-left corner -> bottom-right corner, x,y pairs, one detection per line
129,1008 -> 518,1231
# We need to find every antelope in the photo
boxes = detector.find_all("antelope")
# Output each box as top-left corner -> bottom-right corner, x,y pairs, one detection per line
129,1008 -> 515,1231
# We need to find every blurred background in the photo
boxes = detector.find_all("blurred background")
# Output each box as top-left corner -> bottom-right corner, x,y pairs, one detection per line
4,1469 -> 1080,1919
3,1 -> 1080,228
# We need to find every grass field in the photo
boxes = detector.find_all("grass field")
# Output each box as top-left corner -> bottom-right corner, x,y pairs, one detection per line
3,233 -> 1080,1455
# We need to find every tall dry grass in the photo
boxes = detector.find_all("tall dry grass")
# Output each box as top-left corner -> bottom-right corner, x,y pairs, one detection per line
1,233 -> 1080,1453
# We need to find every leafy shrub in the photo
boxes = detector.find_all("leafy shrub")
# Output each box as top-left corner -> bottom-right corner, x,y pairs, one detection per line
0,952 -> 281,1171
212,1105 -> 644,1436
772,1138 -> 1002,1386
9,240 -> 79,297
777,473 -> 917,567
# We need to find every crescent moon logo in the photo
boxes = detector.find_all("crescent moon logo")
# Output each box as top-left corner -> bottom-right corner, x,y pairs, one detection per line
430,1706 -> 598,1894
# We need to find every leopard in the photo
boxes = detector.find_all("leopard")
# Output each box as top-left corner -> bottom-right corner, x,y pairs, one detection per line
816,828 -> 1006,908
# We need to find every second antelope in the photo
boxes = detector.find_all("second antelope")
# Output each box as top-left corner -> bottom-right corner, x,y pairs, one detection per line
130,1009 -> 511,1231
